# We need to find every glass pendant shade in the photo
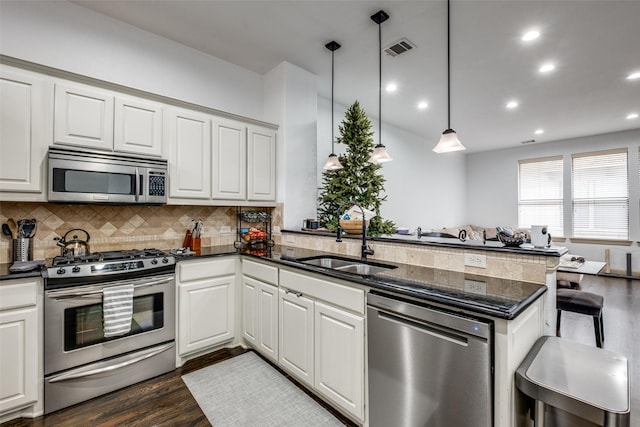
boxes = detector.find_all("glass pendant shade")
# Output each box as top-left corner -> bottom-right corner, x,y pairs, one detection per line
368,144 -> 392,164
433,0 -> 466,154
323,153 -> 343,170
433,129 -> 465,153
368,10 -> 392,166
323,40 -> 343,171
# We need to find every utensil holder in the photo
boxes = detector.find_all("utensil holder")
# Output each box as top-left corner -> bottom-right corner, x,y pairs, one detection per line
12,238 -> 33,262
190,237 -> 201,252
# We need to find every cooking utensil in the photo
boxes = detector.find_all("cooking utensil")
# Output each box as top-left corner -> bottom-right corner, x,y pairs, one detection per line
2,223 -> 12,238
7,218 -> 17,239
18,218 -> 36,238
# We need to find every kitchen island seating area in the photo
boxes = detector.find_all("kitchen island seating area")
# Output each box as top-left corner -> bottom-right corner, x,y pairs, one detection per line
556,288 -> 605,348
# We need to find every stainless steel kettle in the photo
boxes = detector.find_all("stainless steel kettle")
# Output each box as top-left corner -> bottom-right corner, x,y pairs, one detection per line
54,228 -> 91,257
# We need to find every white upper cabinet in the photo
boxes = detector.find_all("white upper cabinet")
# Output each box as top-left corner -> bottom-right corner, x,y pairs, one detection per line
114,96 -> 163,157
54,82 -> 114,150
54,81 -> 163,156
247,125 -> 276,202
212,119 -> 247,200
0,65 -> 50,198
166,107 -> 212,200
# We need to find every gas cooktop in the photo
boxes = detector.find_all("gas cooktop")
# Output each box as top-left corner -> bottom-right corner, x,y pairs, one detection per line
47,248 -> 175,284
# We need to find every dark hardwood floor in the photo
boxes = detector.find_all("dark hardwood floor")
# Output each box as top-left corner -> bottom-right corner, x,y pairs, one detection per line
2,347 -> 355,427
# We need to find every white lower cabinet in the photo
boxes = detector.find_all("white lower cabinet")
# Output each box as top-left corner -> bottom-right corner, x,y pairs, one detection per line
0,278 -> 42,419
277,269 -> 365,423
241,276 -> 279,362
278,288 -> 315,387
314,301 -> 364,420
177,258 -> 235,356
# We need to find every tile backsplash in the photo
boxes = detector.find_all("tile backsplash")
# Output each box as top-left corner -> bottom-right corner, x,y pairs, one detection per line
0,202 -> 282,263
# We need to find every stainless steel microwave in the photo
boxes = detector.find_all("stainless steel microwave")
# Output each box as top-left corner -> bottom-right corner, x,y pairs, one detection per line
48,147 -> 168,205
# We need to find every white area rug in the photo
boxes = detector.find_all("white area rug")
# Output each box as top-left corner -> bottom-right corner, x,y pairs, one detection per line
182,351 -> 344,426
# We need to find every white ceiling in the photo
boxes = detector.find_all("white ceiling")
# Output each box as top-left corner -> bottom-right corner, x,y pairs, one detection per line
72,0 -> 640,153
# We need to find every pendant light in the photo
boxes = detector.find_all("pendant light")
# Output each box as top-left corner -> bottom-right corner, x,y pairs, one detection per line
323,41 -> 344,171
433,0 -> 466,153
367,10 -> 392,164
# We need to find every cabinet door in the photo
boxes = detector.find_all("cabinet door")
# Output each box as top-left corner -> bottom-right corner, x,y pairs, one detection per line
0,66 -> 48,195
242,276 -> 279,362
278,288 -> 314,387
212,119 -> 246,200
247,125 -> 276,201
314,301 -> 364,421
178,275 -> 235,355
166,108 -> 211,199
256,280 -> 279,362
242,276 -> 258,346
0,306 -> 38,414
114,96 -> 162,157
54,82 -> 114,150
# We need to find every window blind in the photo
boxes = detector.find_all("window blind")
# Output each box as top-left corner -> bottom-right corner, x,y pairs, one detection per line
572,149 -> 628,239
518,156 -> 563,235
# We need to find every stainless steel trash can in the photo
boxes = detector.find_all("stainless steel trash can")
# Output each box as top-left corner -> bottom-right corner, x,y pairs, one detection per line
516,336 -> 630,426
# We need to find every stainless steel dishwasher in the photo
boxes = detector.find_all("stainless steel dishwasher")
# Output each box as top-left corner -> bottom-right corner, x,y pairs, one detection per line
367,292 -> 494,427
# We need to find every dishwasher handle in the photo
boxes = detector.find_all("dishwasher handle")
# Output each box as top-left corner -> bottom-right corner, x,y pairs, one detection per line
367,292 -> 492,340
376,309 -> 469,346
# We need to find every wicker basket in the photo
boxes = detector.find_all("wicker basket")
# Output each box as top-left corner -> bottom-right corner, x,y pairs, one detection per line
339,219 -> 370,235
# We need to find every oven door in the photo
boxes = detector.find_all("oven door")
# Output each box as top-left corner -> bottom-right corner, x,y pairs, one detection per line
44,273 -> 175,375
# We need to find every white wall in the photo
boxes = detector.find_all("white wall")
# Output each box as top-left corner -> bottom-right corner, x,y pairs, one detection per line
466,128 -> 640,271
0,0 -> 263,119
316,96 -> 468,231
264,62 -> 318,229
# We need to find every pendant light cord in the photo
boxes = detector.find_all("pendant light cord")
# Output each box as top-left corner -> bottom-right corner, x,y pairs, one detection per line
378,19 -> 382,146
447,0 -> 451,130
331,48 -> 335,153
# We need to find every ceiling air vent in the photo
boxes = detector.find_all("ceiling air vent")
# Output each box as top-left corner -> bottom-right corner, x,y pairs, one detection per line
520,139 -> 536,145
383,38 -> 416,57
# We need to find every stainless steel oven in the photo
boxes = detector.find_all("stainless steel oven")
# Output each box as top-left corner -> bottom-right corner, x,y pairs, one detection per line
44,249 -> 176,414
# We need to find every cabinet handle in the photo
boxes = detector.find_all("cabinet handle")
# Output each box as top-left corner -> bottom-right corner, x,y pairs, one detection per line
285,289 -> 303,297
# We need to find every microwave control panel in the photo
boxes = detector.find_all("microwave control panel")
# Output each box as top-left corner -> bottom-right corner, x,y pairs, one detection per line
148,171 -> 166,196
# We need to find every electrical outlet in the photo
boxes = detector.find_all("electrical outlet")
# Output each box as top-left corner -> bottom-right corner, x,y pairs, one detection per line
464,279 -> 487,295
286,234 -> 295,243
464,253 -> 487,268
273,226 -> 281,234
220,226 -> 231,234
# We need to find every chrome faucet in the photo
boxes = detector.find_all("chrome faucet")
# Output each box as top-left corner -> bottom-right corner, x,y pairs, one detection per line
335,203 -> 374,261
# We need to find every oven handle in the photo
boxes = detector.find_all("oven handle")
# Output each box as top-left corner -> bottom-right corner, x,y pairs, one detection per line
48,342 -> 174,383
46,275 -> 174,299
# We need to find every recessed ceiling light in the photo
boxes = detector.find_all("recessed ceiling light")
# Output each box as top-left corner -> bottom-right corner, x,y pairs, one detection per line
627,71 -> 640,80
386,83 -> 397,92
522,30 -> 540,42
417,101 -> 428,110
539,63 -> 555,73
534,129 -> 544,135
506,100 -> 519,109
627,113 -> 639,120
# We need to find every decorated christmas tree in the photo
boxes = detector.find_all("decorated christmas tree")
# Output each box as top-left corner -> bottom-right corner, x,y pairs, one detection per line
318,101 -> 395,236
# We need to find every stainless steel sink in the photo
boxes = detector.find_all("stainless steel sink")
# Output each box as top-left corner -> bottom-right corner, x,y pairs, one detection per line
297,256 -> 397,275
298,256 -> 355,269
334,263 -> 394,275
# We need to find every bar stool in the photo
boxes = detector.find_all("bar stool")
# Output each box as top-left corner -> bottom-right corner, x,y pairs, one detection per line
556,288 -> 604,348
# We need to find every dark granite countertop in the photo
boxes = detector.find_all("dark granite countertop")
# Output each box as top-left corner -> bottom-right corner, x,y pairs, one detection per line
1,244 -> 546,320
283,228 -> 568,257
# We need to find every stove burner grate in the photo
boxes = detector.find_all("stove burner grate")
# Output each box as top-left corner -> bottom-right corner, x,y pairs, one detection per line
51,248 -> 170,266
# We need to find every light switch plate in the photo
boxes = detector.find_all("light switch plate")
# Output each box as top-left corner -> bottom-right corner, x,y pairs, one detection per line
464,253 -> 487,268
286,235 -> 295,243
220,226 -> 231,234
